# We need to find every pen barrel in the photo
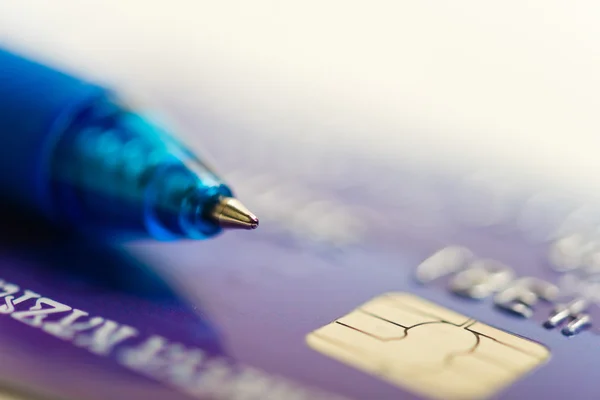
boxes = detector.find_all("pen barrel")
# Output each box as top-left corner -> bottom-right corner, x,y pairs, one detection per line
52,99 -> 231,239
0,49 -> 105,214
0,49 -> 231,239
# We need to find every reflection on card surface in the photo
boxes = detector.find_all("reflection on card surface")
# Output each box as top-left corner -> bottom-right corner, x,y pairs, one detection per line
306,293 -> 550,400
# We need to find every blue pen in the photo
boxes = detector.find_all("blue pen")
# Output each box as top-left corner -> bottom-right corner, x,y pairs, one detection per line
0,49 -> 258,240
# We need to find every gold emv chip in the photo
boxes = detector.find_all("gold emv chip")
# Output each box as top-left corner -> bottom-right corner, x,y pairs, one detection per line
306,293 -> 549,400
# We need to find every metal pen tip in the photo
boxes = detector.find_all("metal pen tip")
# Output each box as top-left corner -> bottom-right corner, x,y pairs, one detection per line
208,197 -> 259,230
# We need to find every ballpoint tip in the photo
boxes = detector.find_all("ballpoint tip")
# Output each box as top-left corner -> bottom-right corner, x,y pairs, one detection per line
249,215 -> 259,229
208,197 -> 259,231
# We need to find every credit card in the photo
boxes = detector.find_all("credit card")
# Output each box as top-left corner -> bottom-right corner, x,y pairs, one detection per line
122,108 -> 600,399
0,203 -> 343,400
3,119 -> 600,400
1,97 -> 600,400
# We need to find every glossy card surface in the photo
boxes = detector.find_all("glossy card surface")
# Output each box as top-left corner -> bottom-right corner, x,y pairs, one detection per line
1,113 -> 600,400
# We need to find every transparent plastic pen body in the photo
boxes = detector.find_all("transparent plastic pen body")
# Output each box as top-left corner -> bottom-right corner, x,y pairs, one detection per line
51,97 -> 232,240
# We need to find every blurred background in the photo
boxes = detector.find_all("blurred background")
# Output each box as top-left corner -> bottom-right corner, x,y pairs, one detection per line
2,1 -> 600,192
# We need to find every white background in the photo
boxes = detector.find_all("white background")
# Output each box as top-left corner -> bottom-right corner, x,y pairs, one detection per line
1,1 -> 600,190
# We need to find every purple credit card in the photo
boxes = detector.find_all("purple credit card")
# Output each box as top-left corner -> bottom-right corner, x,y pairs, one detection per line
0,211 -> 346,400
1,109 -> 600,400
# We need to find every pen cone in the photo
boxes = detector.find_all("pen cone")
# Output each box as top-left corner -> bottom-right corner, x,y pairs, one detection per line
208,197 -> 259,230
